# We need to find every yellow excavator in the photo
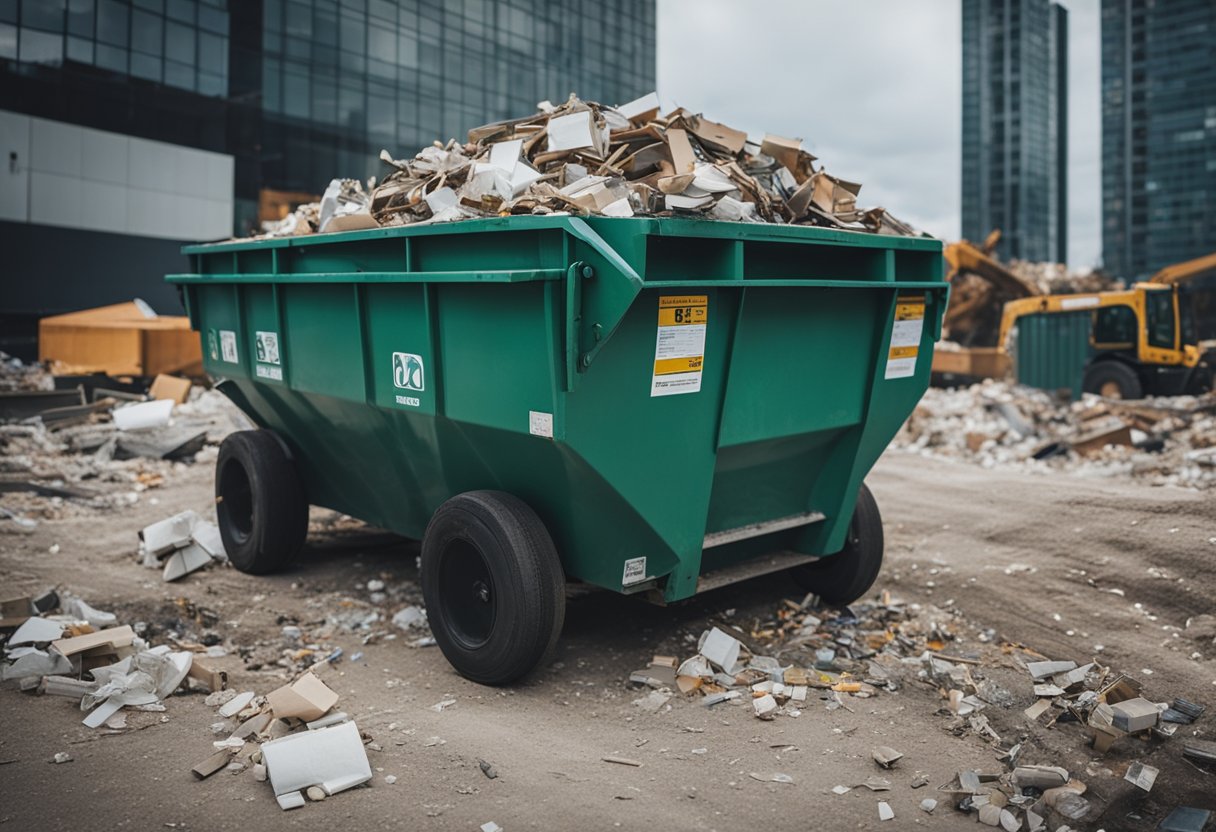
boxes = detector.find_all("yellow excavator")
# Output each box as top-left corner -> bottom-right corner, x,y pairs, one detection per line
932,230 -> 1040,380
997,251 -> 1215,398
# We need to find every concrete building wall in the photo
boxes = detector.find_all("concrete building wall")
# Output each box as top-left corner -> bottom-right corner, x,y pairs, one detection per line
0,109 -> 233,241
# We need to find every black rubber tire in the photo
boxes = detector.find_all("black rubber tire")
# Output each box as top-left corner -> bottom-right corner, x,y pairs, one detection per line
791,484 -> 884,606
421,491 -> 565,685
1082,360 -> 1142,400
215,430 -> 308,575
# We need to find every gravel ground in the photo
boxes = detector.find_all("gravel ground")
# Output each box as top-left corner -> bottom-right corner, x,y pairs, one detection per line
1,443 -> 1213,832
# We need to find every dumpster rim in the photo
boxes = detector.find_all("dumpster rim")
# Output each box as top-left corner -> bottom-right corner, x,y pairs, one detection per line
182,215 -> 944,256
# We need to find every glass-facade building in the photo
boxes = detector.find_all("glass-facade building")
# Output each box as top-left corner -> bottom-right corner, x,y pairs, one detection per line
255,0 -> 655,213
1101,0 -> 1216,282
961,0 -> 1068,264
0,0 -> 656,355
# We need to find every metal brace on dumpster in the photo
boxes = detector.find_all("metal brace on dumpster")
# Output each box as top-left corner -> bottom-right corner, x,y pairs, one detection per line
564,261 -> 589,392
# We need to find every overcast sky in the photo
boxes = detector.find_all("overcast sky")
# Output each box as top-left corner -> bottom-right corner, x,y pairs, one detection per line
656,1 -> 1101,269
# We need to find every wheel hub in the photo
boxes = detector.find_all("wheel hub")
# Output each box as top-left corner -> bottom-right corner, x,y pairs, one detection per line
473,579 -> 491,604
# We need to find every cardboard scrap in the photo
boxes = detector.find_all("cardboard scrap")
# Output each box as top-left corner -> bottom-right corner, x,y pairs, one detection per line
52,625 -> 135,657
267,672 -> 339,722
148,374 -> 192,404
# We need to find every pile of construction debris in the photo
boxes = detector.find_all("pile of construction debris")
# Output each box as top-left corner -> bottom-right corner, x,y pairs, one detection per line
628,591 -> 1212,829
896,380 -> 1216,489
262,93 -> 920,238
627,591 -> 934,719
0,588 -> 383,812
1008,262 -> 1120,297
0,362 -> 247,529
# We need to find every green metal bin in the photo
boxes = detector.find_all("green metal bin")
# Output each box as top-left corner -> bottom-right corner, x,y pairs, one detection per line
169,216 -> 947,683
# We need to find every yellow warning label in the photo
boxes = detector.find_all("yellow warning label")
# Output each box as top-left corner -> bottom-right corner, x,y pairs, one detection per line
895,299 -> 926,321
652,295 -> 708,397
657,295 -> 708,326
653,356 -> 704,375
885,295 -> 926,380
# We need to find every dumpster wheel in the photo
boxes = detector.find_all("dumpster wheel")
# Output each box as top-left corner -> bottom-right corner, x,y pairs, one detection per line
215,430 -> 309,575
791,484 -> 884,606
421,491 -> 565,686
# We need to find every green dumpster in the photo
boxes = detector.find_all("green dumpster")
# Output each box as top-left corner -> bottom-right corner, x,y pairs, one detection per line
169,216 -> 947,683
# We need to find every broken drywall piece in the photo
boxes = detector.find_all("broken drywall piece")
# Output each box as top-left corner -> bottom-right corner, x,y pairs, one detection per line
277,791 -> 306,810
267,672 -> 339,722
1,648 -> 73,681
140,510 -> 200,558
699,627 -> 741,672
317,178 -> 371,232
306,711 -> 350,731
8,617 -> 65,645
218,690 -> 255,718
1026,660 -> 1077,680
112,399 -> 174,431
162,543 -> 212,582
62,596 -> 117,629
188,521 -> 226,561
261,720 -> 372,806
546,110 -> 606,156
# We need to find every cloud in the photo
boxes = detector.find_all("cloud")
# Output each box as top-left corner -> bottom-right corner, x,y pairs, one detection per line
657,0 -> 1099,268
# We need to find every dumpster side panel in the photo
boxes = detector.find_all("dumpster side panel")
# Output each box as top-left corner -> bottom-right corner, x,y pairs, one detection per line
437,282 -> 559,431
716,287 -> 874,448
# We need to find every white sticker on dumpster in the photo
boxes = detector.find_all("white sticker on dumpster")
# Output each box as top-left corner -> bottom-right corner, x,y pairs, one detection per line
622,557 -> 647,586
528,410 -> 553,438
884,296 -> 925,380
219,330 -> 238,364
651,295 -> 707,397
255,331 -> 281,365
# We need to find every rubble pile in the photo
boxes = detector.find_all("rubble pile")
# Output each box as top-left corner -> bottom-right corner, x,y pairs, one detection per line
0,365 -> 246,530
1008,262 -> 1121,297
628,591 -> 1210,828
0,588 -> 384,812
897,380 -> 1216,488
262,93 -> 921,238
628,592 -> 950,719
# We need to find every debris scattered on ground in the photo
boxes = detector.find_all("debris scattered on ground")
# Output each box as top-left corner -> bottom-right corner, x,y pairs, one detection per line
254,93 -> 922,240
139,509 -> 228,581
1,357 -> 249,531
622,586 -> 1210,828
897,380 -> 1216,488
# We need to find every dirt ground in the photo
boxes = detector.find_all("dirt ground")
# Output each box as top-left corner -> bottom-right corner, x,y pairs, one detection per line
1,446 -> 1214,832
